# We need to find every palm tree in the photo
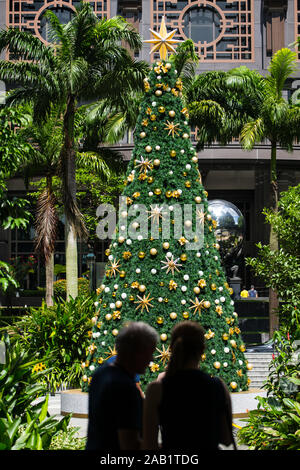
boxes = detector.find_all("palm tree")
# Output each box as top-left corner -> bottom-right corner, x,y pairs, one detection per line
0,3 -> 148,299
186,67 -> 264,149
239,48 -> 300,334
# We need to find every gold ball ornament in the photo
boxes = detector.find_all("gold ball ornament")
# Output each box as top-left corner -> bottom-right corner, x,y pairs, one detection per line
194,286 -> 200,294
157,316 -> 164,325
150,114 -> 156,121
211,283 -> 217,291
153,159 -> 160,167
145,145 -> 152,153
165,190 -> 172,198
147,176 -> 154,183
163,242 -> 170,249
213,361 -> 221,369
247,363 -> 253,370
150,248 -> 157,256
158,106 -> 165,113
203,301 -> 211,309
138,284 -> 146,292
169,149 -> 177,157
115,300 -> 122,309
195,196 -> 202,203
230,382 -> 238,390
154,188 -> 161,195
105,313 -> 112,321
155,89 -> 162,96
185,180 -> 191,188
180,254 -> 187,261
168,110 -> 176,117
182,133 -> 189,139
119,270 -> 126,278
182,311 -> 189,319
192,156 -> 198,163
140,131 -> 146,138
112,329 -> 119,336
138,251 -> 145,259
222,333 -> 229,341
160,333 -> 168,341
230,340 -> 237,348
170,312 -> 177,320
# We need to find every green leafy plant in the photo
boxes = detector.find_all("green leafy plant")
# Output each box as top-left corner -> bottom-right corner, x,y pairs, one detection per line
0,333 -> 71,449
6,295 -> 94,392
53,277 -> 90,300
238,325 -> 300,450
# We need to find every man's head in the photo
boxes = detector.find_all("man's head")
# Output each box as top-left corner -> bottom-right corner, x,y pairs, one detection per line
115,321 -> 158,375
251,285 -> 255,289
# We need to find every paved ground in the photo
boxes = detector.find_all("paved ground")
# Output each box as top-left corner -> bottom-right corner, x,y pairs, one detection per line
47,391 -> 263,450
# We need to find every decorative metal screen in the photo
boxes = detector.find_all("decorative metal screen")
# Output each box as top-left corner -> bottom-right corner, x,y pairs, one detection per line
6,1 -> 110,45
150,0 -> 254,62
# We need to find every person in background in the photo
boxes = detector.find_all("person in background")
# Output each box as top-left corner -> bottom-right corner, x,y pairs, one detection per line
142,321 -> 234,451
86,321 -> 158,451
248,285 -> 258,298
240,286 -> 249,298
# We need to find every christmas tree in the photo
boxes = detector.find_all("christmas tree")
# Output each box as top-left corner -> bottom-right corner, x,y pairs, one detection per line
82,19 -> 251,393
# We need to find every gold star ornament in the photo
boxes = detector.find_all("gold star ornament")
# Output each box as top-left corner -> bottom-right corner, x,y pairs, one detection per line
144,16 -> 182,60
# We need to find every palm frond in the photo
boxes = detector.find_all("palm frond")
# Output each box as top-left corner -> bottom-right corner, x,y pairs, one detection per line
93,16 -> 142,52
0,28 -> 56,67
240,118 -> 265,150
188,99 -> 225,127
268,48 -> 297,98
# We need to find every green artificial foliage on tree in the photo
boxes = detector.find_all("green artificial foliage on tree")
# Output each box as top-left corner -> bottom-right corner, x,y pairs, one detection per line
82,59 -> 250,393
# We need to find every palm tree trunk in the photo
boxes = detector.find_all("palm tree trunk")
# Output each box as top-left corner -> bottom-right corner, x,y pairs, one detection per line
45,252 -> 54,306
63,95 -> 78,300
269,141 -> 279,336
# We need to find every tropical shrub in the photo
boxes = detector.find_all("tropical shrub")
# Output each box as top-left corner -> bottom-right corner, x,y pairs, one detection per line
0,333 -> 70,450
238,326 -> 300,450
6,295 -> 94,392
53,277 -> 90,300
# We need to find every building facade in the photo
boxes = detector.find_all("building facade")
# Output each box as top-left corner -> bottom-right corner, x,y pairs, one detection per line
1,0 -> 300,293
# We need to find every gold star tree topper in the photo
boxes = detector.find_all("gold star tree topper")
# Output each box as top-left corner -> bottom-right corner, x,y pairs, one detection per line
144,16 -> 182,60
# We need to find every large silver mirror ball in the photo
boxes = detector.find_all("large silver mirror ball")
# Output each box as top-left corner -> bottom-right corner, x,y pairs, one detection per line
207,199 -> 245,262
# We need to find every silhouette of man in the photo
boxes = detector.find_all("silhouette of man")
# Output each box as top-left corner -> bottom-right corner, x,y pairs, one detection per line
86,321 -> 158,451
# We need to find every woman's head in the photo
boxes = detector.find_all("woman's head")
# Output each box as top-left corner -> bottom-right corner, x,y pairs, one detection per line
166,321 -> 206,376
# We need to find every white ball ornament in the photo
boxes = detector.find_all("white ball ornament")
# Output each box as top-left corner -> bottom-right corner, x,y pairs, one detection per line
151,268 -> 157,274
121,293 -> 127,299
181,299 -> 186,305
155,145 -> 160,150
104,287 -> 110,293
224,347 -> 230,353
181,286 -> 187,292
185,164 -> 191,170
136,268 -> 141,274
158,297 -> 163,303
220,296 -> 226,302
215,299 -> 220,304
211,349 -> 216,355
183,274 -> 189,281
126,239 -> 132,245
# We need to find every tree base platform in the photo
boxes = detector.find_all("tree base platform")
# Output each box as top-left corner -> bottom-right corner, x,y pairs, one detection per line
60,388 -> 267,419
